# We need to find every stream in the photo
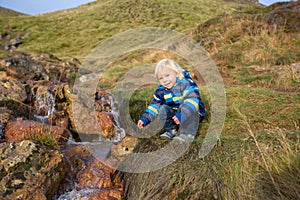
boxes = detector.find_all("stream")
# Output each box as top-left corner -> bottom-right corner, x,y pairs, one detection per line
0,54 -> 127,199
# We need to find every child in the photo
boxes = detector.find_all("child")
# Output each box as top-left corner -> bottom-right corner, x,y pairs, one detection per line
137,58 -> 206,142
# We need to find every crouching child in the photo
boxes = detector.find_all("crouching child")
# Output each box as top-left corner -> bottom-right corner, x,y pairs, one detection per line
137,58 -> 206,142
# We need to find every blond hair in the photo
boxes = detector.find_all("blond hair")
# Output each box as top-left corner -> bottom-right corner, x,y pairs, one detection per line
154,59 -> 184,79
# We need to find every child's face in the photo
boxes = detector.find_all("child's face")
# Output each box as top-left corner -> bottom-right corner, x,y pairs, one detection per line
157,67 -> 178,89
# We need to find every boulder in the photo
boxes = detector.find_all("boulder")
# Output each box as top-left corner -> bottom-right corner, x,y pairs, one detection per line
4,119 -> 70,143
0,140 -> 69,199
2,54 -> 49,83
89,187 -> 124,200
77,159 -> 114,189
95,112 -> 115,138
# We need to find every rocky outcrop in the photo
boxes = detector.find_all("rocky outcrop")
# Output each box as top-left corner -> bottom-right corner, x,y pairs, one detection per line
0,53 -> 80,84
1,54 -> 49,83
0,52 -> 127,199
66,89 -> 117,140
0,140 -> 69,200
265,1 -> 300,32
0,107 -> 12,141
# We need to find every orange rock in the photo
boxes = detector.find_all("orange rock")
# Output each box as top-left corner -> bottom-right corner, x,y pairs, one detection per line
77,159 -> 114,189
0,71 -> 17,81
95,112 -> 115,138
4,120 -> 70,142
26,79 -> 55,87
89,187 -> 123,200
65,145 -> 93,160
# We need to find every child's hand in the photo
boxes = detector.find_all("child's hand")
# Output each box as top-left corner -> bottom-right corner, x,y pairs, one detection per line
172,116 -> 180,125
137,120 -> 144,129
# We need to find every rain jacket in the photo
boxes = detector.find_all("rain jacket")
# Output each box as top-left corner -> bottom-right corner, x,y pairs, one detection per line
139,70 -> 206,126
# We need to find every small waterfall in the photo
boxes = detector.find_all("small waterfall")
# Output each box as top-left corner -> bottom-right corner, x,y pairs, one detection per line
55,89 -> 126,199
109,98 -> 126,144
0,122 -> 4,140
33,88 -> 56,123
96,91 -> 125,144
56,188 -> 103,200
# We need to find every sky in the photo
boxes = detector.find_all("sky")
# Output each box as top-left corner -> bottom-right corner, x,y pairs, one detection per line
0,0 -> 292,15
0,0 -> 96,15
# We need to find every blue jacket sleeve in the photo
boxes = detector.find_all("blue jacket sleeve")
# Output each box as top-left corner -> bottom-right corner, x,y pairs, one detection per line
139,89 -> 164,126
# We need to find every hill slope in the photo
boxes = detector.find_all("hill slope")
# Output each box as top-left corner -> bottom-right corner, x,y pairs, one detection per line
0,7 -> 27,17
0,0 -> 257,59
188,1 -> 300,91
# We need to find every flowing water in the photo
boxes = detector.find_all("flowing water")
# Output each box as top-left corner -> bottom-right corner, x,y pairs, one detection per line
33,88 -> 56,123
0,121 -> 4,140
32,88 -> 125,199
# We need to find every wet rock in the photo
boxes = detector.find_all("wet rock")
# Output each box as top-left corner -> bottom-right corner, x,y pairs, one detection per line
89,187 -> 124,200
67,89 -> 116,140
26,80 -> 68,102
0,140 -> 69,200
95,112 -> 115,138
4,119 -> 70,143
95,89 -> 113,112
77,159 -> 114,189
30,83 -> 56,117
65,145 -> 93,163
25,80 -> 70,128
55,145 -> 93,196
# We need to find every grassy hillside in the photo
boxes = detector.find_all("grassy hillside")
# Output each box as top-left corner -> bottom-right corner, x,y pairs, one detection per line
0,0 -> 256,60
117,2 -> 299,199
188,1 -> 300,91
0,7 -> 27,17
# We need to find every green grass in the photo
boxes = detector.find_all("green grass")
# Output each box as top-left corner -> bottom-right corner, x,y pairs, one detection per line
125,85 -> 300,199
25,133 -> 58,149
128,86 -> 299,140
189,2 -> 300,91
124,86 -> 300,199
0,0 -> 253,60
